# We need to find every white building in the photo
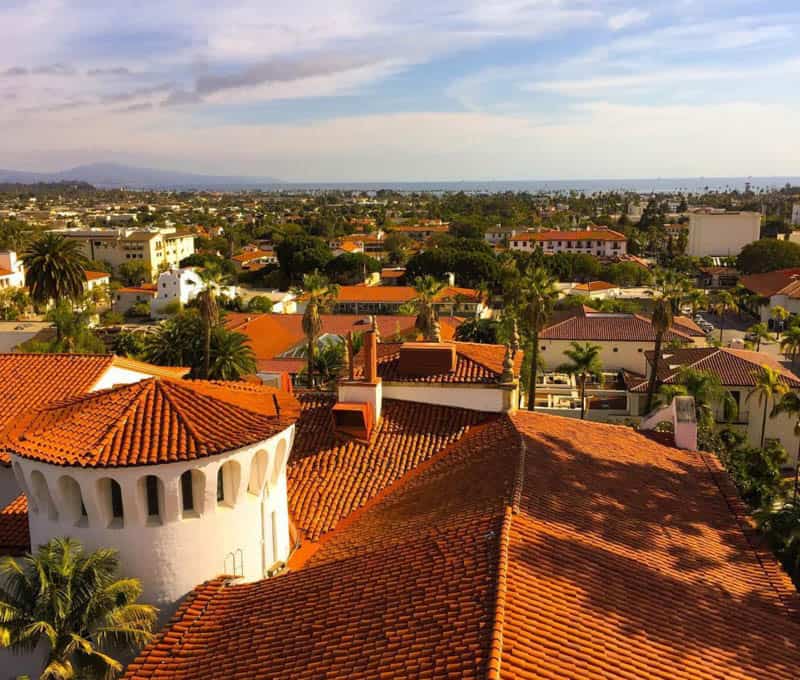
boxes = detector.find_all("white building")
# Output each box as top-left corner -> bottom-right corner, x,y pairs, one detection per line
6,379 -> 300,613
509,228 -> 627,257
151,267 -> 237,318
0,251 -> 25,289
686,210 -> 761,257
792,203 -> 800,227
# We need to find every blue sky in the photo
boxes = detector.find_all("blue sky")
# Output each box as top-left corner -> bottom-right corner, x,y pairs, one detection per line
1,1 -> 799,181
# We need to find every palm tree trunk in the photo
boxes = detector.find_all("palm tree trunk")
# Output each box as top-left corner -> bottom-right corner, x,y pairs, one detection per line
794,445 -> 799,505
202,323 -> 211,379
307,340 -> 315,388
645,333 -> 663,413
528,329 -> 539,411
761,401 -> 768,449
579,376 -> 586,420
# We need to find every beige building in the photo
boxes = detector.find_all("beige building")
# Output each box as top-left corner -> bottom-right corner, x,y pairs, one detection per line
686,210 -> 760,257
49,226 -> 195,281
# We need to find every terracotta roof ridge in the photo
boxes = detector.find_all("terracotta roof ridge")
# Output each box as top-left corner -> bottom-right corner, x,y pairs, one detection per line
289,413 -> 502,570
154,380 -> 206,451
126,576 -> 232,676
88,380 -> 156,464
486,505 -> 513,680
698,452 -> 800,621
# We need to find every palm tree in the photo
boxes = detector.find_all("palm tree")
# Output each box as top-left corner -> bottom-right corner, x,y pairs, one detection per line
295,273 -> 338,387
772,391 -> 800,502
208,327 -> 256,380
772,305 -> 789,339
747,322 -> 771,352
514,264 -> 557,411
780,326 -> 800,367
0,537 -> 156,680
23,233 -> 88,306
748,366 -> 789,448
685,289 -> 708,317
196,265 -> 229,379
657,366 -> 737,429
711,290 -> 737,344
558,342 -> 602,419
645,295 -> 673,413
143,313 -> 200,367
412,275 -> 446,340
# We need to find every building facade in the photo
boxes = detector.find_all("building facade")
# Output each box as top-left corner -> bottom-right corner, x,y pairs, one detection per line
49,227 -> 195,280
509,228 -> 627,256
686,210 -> 761,257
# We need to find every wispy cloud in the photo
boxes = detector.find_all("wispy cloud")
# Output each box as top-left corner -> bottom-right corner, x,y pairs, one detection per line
608,9 -> 649,31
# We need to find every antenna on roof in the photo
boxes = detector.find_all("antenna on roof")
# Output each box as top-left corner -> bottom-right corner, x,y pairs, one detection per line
272,393 -> 281,417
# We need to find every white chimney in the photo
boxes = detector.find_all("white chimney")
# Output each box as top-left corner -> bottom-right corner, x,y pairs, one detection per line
336,330 -> 382,436
639,396 -> 697,451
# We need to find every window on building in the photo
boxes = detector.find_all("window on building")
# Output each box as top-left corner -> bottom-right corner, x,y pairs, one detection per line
145,475 -> 160,517
181,470 -> 194,512
217,468 -> 225,503
111,480 -> 124,519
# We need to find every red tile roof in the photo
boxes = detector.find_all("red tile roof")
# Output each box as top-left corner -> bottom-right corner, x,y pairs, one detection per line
741,268 -> 800,297
355,341 -> 522,384
84,270 -> 110,282
630,346 -> 800,391
514,228 -> 627,242
224,313 -> 426,361
0,494 -> 29,555
117,283 -> 157,294
314,285 -> 482,305
541,312 -> 697,343
571,280 -> 617,292
288,394 -> 489,541
124,410 -> 800,680
0,354 -> 116,465
4,379 -> 301,468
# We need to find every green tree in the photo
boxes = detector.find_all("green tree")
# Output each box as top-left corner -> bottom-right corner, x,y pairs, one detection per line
558,342 -> 602,419
276,235 -> 333,285
23,234 -> 88,305
645,295 -> 673,413
514,264 -> 557,411
112,330 -> 146,358
246,296 -> 273,313
116,261 -> 151,287
143,313 -> 201,367
0,537 -> 156,680
780,326 -> 800,367
747,322 -> 771,351
296,273 -> 338,387
324,253 -> 381,285
771,391 -> 800,503
657,367 -> 737,428
207,327 -> 256,381
411,275 -> 446,341
737,239 -> 800,274
772,305 -> 790,339
196,265 -> 230,379
710,290 -> 738,344
748,366 -> 789,448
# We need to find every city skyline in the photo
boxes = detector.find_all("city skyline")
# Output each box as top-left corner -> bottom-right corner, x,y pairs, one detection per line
2,1 -> 799,181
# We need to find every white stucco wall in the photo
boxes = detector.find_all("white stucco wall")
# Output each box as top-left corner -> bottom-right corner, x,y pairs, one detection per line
687,212 -> 760,257
0,465 -> 20,507
90,365 -> 160,392
11,425 -> 295,612
381,383 -> 516,413
540,339 -> 651,374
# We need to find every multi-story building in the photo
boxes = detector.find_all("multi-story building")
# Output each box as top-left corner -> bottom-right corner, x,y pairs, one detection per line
792,202 -> 800,226
686,210 -> 761,257
48,226 -> 195,280
509,228 -> 627,256
0,251 -> 25,289
151,267 -> 237,318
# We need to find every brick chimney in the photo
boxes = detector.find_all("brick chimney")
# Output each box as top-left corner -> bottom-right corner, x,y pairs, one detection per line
337,329 -> 382,431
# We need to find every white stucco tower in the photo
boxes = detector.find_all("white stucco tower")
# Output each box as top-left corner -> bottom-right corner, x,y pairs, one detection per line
5,378 -> 300,612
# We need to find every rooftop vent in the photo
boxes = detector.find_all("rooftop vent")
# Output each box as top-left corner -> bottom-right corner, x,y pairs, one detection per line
332,401 -> 374,440
398,342 -> 457,377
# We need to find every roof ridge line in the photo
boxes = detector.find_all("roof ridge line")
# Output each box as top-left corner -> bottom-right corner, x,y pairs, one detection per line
697,451 -> 800,622
486,505 -> 513,680
288,414 -> 503,571
87,380 -> 154,464
156,380 -> 206,450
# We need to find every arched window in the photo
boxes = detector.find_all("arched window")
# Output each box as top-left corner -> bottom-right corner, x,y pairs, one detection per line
139,475 -> 163,524
30,470 -> 58,521
110,480 -> 124,520
13,463 -> 37,514
248,450 -> 268,496
57,476 -> 86,527
181,470 -> 195,511
217,461 -> 240,508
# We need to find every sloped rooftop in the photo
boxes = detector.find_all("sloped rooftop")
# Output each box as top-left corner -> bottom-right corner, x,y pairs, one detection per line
124,409 -> 800,679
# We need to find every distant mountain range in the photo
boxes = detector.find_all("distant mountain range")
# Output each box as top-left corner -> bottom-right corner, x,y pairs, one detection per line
0,163 -> 283,190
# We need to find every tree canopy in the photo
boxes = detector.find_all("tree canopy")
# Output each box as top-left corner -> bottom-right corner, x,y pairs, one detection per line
737,239 -> 800,274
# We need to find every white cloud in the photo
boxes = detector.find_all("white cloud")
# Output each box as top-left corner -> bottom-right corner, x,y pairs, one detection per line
608,9 -> 649,31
